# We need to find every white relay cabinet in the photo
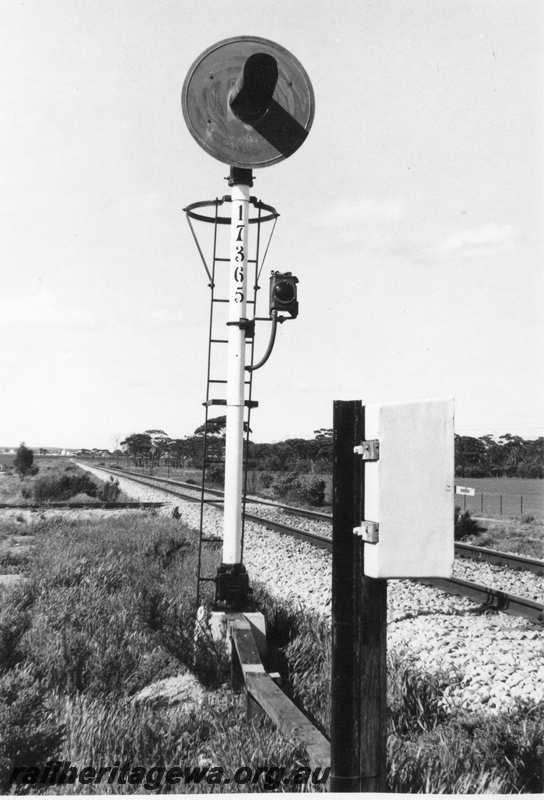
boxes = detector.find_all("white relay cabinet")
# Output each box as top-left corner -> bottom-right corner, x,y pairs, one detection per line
359,399 -> 455,579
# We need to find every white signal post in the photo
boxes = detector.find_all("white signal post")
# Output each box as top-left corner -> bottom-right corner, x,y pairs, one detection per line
223,177 -> 250,564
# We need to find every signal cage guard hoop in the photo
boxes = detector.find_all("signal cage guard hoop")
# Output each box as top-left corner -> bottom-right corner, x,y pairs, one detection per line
184,195 -> 279,607
184,195 -> 279,226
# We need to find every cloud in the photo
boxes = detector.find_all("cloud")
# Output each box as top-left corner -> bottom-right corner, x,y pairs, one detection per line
322,196 -> 405,230
436,223 -> 518,258
0,288 -> 93,327
314,195 -> 406,250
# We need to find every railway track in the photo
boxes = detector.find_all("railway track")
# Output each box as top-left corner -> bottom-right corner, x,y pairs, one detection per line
96,466 -> 544,575
84,465 -> 544,625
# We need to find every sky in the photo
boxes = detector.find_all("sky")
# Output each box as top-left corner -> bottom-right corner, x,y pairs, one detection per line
0,0 -> 542,448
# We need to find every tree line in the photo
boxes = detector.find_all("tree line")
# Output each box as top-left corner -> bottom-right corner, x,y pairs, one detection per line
120,420 -> 333,474
120,423 -> 543,479
455,434 -> 544,478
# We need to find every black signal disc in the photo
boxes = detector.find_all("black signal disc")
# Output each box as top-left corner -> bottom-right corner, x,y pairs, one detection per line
182,36 -> 315,168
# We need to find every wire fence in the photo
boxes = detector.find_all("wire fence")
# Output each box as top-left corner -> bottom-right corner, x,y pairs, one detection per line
456,490 -> 543,519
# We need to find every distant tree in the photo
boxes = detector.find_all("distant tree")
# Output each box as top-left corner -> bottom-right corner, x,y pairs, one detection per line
14,443 -> 35,478
194,416 -> 227,437
120,433 -> 152,463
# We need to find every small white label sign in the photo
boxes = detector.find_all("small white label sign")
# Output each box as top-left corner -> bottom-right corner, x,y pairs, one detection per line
456,485 -> 475,496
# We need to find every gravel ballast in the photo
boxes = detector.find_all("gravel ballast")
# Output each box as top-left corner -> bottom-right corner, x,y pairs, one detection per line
79,465 -> 544,715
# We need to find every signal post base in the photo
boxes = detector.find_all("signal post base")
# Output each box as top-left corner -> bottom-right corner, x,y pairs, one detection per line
215,562 -> 251,611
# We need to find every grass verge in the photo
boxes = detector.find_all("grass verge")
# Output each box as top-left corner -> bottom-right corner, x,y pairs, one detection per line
253,584 -> 544,793
0,514 -> 322,793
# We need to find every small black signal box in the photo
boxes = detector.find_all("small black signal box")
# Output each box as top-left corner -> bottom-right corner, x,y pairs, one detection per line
269,271 -> 299,318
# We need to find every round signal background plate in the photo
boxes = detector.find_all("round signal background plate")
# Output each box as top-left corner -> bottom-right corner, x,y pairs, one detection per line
182,36 -> 315,168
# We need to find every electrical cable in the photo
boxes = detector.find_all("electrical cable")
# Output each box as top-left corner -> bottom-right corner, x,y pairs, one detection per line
246,311 -> 278,372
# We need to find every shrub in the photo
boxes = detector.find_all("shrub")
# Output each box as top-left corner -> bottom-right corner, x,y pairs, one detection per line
454,507 -> 481,540
300,477 -> 326,506
207,465 -> 224,486
271,473 -> 326,506
32,473 -> 99,503
521,513 -> 535,524
98,478 -> 120,503
259,471 -> 274,489
14,444 -> 34,478
271,472 -> 295,499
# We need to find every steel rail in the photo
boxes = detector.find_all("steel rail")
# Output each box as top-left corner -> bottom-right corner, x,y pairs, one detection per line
0,501 -> 165,510
454,542 -> 544,576
86,466 -> 544,625
100,466 -> 544,576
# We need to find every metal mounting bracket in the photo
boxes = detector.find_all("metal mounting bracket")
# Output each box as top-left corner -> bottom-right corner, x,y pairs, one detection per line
353,520 -> 379,544
226,318 -> 255,338
353,439 -> 380,461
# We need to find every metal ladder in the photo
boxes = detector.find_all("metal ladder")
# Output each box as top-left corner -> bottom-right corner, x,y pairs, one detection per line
194,200 -> 262,608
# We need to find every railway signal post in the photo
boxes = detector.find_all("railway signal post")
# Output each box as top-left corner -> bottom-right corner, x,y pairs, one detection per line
215,166 -> 253,605
182,36 -> 314,610
181,37 -> 330,764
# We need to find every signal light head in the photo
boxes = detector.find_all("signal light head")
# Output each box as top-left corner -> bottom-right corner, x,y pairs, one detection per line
269,271 -> 299,318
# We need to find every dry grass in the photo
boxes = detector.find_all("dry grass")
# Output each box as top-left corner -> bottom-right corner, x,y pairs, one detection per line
467,516 -> 544,559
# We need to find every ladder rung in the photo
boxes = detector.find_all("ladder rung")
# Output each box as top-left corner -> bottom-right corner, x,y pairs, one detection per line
210,339 -> 253,345
203,399 -> 259,408
209,379 -> 227,383
212,298 -> 255,304
205,457 -> 224,463
214,258 -> 257,264
198,577 -> 216,583
201,537 -> 223,543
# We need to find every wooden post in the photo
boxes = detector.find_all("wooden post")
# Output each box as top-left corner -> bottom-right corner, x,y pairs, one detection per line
359,573 -> 387,792
331,400 -> 363,792
331,400 -> 387,792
